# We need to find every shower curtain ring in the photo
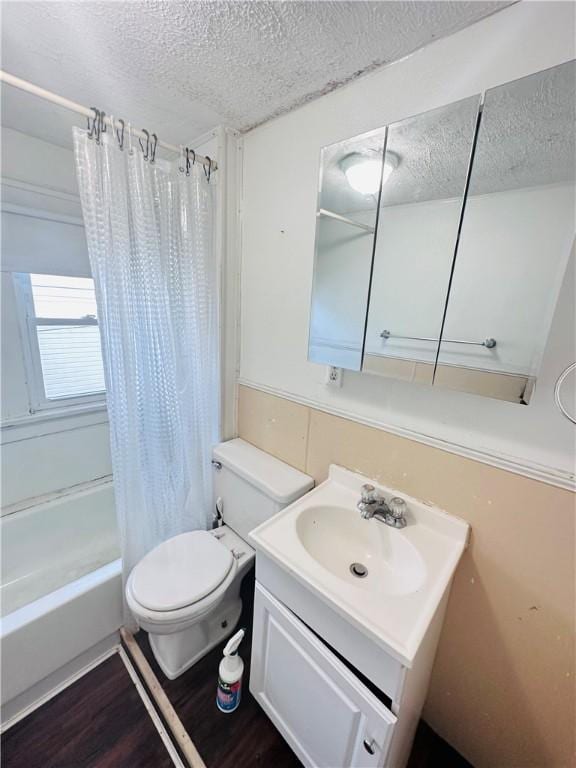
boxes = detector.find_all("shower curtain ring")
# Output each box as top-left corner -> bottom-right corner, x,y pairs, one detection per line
93,109 -> 106,144
115,118 -> 125,150
150,133 -> 158,164
203,156 -> 212,182
139,129 -> 150,160
185,147 -> 190,176
87,107 -> 99,141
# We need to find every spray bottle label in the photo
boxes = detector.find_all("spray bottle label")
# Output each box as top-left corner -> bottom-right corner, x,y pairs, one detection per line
217,676 -> 242,712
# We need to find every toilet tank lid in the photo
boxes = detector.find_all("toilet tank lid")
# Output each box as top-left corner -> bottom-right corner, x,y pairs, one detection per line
213,439 -> 314,504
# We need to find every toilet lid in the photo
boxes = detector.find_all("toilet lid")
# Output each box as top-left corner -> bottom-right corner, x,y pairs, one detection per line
130,531 -> 234,612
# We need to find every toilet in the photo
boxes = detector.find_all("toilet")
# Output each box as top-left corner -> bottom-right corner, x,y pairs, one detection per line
126,438 -> 313,679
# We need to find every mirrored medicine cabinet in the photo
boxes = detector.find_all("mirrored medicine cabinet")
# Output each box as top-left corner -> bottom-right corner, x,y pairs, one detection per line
308,60 -> 576,404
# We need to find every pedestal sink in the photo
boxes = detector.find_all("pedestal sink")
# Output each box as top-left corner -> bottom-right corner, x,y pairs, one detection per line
296,505 -> 426,595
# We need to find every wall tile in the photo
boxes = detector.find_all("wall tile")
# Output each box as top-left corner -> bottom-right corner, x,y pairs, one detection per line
238,385 -> 310,471
434,364 -> 528,403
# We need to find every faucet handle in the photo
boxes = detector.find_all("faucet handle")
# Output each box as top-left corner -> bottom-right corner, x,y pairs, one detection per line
360,484 -> 377,503
388,497 -> 407,520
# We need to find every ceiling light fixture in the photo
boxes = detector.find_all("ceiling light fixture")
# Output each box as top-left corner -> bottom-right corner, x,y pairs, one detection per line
340,151 -> 399,195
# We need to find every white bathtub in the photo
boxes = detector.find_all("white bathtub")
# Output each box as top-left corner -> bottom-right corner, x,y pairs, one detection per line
1,481 -> 123,727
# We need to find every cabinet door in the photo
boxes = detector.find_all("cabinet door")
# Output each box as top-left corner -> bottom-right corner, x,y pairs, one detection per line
250,583 -> 396,768
434,61 -> 575,404
363,95 -> 480,384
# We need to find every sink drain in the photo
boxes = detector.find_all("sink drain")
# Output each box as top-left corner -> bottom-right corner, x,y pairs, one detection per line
350,562 -> 368,578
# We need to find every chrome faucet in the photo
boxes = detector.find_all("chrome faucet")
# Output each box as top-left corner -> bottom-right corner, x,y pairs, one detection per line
357,484 -> 408,529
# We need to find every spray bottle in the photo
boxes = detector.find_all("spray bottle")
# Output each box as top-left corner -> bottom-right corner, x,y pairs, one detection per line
216,628 -> 245,713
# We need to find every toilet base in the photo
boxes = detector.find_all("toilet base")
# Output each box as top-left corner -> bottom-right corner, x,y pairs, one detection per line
148,597 -> 243,679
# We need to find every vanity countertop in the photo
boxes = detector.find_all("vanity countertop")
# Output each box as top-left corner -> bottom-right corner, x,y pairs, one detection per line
250,464 -> 469,666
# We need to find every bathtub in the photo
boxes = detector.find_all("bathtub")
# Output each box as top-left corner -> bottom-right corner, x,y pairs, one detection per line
1,481 -> 123,727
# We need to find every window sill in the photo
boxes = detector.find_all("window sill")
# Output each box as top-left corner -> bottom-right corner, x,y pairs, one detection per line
1,401 -> 108,430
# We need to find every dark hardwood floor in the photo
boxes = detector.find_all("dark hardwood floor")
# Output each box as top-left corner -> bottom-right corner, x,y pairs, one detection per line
2,572 -> 472,768
134,572 -> 472,768
2,653 -> 174,768
408,722 -> 471,768
134,574 -> 301,768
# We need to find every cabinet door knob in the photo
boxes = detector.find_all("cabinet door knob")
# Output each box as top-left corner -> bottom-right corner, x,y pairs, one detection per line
363,738 -> 376,755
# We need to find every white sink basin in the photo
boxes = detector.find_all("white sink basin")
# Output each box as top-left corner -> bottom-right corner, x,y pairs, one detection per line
250,465 -> 469,665
296,505 -> 426,595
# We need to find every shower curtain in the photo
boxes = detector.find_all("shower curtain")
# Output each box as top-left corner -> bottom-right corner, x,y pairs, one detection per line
73,128 -> 218,620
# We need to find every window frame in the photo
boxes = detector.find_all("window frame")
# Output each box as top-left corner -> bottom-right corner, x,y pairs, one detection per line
12,272 -> 106,413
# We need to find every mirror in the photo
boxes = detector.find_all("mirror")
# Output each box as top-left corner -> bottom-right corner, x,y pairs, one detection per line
307,60 -> 575,405
435,61 -> 576,403
363,96 -> 481,383
308,128 -> 386,369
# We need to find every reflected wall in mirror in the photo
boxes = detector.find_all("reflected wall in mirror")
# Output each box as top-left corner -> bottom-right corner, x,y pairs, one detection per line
363,96 -> 481,384
436,61 -> 576,404
308,129 -> 386,370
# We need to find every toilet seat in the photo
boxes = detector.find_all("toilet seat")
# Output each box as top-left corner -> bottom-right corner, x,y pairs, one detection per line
126,528 -> 248,634
129,530 -> 234,612
126,557 -> 239,632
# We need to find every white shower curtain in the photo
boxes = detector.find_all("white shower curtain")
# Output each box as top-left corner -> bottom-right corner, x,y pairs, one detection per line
73,128 -> 219,613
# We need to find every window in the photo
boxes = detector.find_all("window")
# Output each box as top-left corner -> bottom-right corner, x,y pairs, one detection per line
13,273 -> 106,410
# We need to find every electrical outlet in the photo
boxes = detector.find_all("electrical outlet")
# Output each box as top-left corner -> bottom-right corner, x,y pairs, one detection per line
326,366 -> 343,388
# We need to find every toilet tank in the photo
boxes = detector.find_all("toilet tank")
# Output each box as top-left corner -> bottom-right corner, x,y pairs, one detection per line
212,439 -> 314,540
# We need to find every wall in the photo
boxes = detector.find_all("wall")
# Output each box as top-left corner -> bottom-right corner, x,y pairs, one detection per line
309,215 -> 374,369
366,198 -> 459,365
237,384 -> 575,768
238,3 -> 576,766
240,1 -> 576,486
1,128 -> 112,518
439,183 -> 574,375
366,184 -> 573,376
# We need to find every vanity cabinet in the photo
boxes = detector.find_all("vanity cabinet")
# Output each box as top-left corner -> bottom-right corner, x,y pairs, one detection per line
249,466 -> 468,768
250,550 -> 450,768
251,583 -> 396,768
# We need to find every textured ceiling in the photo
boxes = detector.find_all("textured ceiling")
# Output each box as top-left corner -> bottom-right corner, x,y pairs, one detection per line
1,0 -> 513,151
470,59 -> 576,196
321,59 -> 576,211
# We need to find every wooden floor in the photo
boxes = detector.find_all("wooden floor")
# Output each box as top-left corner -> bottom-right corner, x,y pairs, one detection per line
134,573 -> 471,768
2,653 -> 174,768
2,573 -> 472,768
134,572 -> 303,768
408,722 -> 471,768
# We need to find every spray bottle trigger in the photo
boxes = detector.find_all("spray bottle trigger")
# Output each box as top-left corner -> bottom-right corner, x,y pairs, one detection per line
223,628 -> 245,656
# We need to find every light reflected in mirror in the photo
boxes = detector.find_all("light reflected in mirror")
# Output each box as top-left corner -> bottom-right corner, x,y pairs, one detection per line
308,129 -> 386,370
435,61 -> 576,404
363,96 -> 481,383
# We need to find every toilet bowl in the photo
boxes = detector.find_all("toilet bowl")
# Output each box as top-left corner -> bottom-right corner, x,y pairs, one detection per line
126,525 -> 254,679
126,439 -> 314,679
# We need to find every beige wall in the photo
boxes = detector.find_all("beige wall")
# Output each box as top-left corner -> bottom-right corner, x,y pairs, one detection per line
238,384 -> 575,768
363,354 -> 532,404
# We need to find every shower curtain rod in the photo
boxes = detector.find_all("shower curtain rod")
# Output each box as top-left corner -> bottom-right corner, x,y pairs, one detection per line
0,70 -> 217,170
